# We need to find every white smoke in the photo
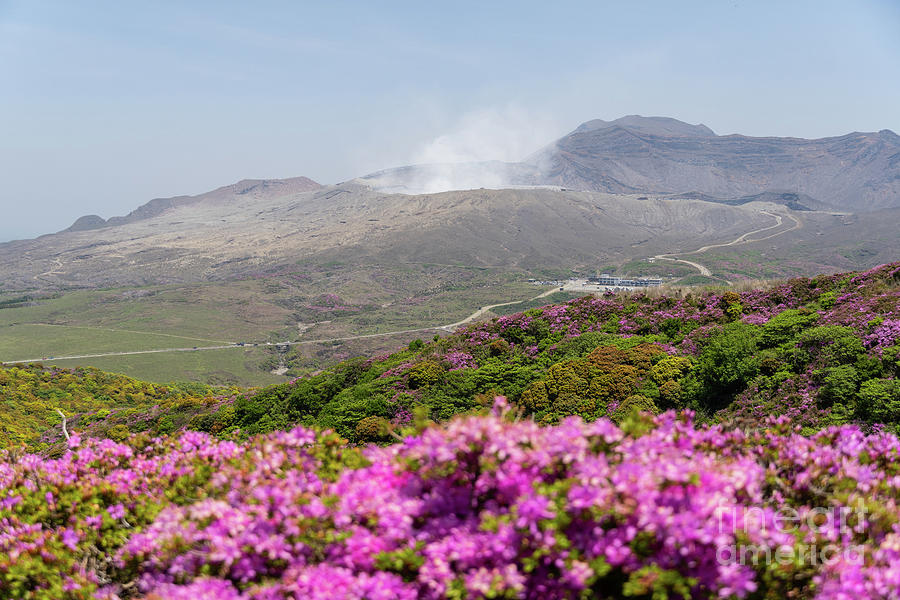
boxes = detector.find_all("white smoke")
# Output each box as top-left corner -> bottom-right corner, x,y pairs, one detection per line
417,106 -> 556,164
364,106 -> 563,194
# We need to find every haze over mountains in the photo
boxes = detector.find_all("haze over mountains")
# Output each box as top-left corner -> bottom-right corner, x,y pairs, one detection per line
1,115 -> 899,291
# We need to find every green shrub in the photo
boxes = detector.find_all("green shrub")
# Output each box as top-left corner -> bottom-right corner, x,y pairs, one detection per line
658,380 -> 682,408
354,416 -> 392,443
611,394 -> 659,423
818,291 -> 836,309
691,323 -> 760,408
650,356 -> 692,385
406,361 -> 445,389
857,378 -> 900,423
156,416 -> 176,435
107,424 -> 131,442
794,326 -> 865,367
817,365 -> 860,408
760,309 -> 820,348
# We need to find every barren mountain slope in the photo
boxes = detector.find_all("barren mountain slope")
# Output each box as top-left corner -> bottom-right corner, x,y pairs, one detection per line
695,205 -> 900,280
0,184 -> 775,290
65,176 -> 322,232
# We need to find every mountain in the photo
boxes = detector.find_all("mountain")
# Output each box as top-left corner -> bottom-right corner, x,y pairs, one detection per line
363,116 -> 900,212
570,115 -> 716,138
529,116 -> 900,211
63,176 -> 322,232
0,183 -> 777,289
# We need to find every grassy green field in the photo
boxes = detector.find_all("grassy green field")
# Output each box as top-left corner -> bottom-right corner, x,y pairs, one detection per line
0,263 -> 547,384
0,324 -> 232,360
42,347 -> 287,387
0,282 -> 294,341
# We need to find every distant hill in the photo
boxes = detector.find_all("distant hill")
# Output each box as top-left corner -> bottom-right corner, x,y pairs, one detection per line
363,115 -> 900,212
570,115 -> 717,138
63,176 -> 322,232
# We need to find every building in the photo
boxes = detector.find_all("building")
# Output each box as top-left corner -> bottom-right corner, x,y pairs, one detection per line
588,274 -> 662,287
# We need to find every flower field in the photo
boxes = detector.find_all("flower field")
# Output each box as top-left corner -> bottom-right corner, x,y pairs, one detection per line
5,401 -> 900,599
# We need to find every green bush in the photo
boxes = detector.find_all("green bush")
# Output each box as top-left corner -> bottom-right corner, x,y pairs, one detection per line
760,309 -> 820,348
317,392 -> 392,442
817,365 -> 859,408
156,416 -> 176,435
691,323 -> 760,409
611,394 -> 659,423
354,415 -> 392,443
107,424 -> 130,442
650,356 -> 692,385
857,378 -> 900,423
406,361 -> 445,389
658,380 -> 682,408
794,326 -> 865,367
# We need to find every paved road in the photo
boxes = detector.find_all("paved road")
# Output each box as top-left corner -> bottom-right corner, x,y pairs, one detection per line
653,210 -> 801,281
438,286 -> 562,331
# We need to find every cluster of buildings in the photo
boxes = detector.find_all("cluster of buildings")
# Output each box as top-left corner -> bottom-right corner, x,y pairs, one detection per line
527,272 -> 665,292
587,274 -> 663,288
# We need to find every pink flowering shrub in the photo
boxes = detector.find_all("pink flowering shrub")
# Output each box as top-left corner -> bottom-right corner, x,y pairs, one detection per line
7,402 -> 900,599
442,351 -> 477,371
866,319 -> 900,354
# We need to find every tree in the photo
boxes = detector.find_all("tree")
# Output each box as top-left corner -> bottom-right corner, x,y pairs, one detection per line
857,378 -> 900,423
691,323 -> 760,410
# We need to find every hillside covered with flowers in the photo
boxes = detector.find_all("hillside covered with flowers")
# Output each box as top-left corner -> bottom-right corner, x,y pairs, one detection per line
0,366 -> 236,449
180,261 -> 900,443
3,263 -> 900,598
7,262 -> 900,451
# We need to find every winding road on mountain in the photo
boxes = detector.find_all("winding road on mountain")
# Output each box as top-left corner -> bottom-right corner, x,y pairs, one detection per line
653,210 -> 801,282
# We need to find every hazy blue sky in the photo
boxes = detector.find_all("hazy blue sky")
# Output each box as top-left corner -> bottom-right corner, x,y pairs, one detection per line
1,0 -> 899,242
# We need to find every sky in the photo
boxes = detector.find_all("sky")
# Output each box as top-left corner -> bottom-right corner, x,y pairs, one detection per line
1,0 -> 899,242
